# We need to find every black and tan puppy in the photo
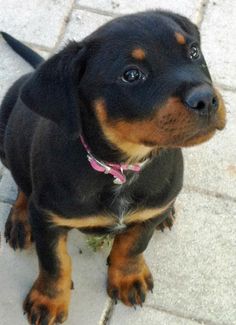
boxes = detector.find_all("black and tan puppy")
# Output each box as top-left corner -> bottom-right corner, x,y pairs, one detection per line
0,10 -> 226,325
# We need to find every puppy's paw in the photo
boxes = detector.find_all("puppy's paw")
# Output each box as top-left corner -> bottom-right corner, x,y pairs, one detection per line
156,206 -> 175,232
23,281 -> 70,325
107,256 -> 153,307
4,208 -> 33,250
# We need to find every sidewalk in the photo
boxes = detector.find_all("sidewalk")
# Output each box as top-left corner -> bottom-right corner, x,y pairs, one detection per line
0,1 -> 235,324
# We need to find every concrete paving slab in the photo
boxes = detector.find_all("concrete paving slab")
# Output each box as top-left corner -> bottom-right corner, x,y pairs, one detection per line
0,38 -> 32,102
64,230 -> 110,325
0,0 -> 74,49
77,0 -> 201,20
0,161 -> 5,179
184,90 -> 236,199
110,305 -> 203,325
0,168 -> 17,204
62,9 -> 111,45
0,202 -> 39,325
0,210 -> 110,325
111,191 -> 236,325
201,0 -> 236,89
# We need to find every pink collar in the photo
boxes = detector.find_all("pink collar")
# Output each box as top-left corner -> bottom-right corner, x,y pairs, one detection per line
80,135 -> 148,184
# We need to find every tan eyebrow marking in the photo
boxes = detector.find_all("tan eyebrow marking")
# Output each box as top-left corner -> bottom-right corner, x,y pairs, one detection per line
131,48 -> 146,60
175,32 -> 186,45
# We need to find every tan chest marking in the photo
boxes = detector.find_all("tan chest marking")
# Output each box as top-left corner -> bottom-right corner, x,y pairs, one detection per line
125,201 -> 174,224
48,200 -> 174,229
49,214 -> 116,229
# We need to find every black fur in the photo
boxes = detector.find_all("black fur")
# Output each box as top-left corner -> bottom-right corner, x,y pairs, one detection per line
1,32 -> 44,68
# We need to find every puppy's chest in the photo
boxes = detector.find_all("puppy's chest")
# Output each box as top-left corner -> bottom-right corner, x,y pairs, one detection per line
50,164 -> 173,231
51,178 -> 173,232
96,182 -> 144,232
106,185 -> 134,221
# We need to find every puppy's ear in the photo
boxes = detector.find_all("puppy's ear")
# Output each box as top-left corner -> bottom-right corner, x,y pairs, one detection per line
162,12 -> 200,41
20,43 -> 87,138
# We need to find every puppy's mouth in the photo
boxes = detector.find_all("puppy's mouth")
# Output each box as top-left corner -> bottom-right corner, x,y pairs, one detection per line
178,95 -> 226,147
151,90 -> 226,148
172,111 -> 226,148
142,123 -> 219,149
174,125 -> 217,147
94,91 -> 226,161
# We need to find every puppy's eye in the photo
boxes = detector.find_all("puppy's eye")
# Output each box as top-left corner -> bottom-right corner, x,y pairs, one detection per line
122,68 -> 146,83
189,44 -> 200,60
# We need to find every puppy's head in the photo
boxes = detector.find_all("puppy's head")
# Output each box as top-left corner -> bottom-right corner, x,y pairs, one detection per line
21,10 -> 226,159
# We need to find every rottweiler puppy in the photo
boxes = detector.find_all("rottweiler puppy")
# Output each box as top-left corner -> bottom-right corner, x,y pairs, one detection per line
0,10 -> 226,325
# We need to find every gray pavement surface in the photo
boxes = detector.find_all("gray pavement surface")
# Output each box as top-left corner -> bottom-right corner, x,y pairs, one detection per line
0,0 -> 236,324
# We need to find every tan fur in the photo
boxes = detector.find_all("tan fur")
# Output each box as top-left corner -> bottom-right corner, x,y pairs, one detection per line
50,213 -> 116,229
24,234 -> 71,324
94,94 -> 226,154
107,224 -> 153,306
94,98 -> 155,162
7,191 -> 32,249
131,48 -> 146,60
125,201 -> 174,223
49,200 -> 174,229
175,32 -> 186,45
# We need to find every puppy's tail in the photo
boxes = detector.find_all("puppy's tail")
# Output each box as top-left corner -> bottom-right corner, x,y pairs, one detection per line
1,32 -> 44,69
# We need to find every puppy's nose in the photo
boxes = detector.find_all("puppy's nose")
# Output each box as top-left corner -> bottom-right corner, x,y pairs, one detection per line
184,85 -> 218,115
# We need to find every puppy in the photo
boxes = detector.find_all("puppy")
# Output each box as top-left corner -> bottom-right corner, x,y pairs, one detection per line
0,10 -> 226,325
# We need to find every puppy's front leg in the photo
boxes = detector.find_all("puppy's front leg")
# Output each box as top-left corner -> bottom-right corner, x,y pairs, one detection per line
23,200 -> 72,325
107,219 -> 161,307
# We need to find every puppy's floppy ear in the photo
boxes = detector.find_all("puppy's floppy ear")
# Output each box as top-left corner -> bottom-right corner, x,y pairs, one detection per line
20,42 -> 87,138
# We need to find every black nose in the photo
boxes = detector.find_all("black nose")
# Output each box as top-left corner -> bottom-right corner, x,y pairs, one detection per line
184,85 -> 218,115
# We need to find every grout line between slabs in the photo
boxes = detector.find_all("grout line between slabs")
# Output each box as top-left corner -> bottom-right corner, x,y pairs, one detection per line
74,4 -> 118,18
53,0 -> 77,51
25,43 -> 51,52
98,298 -> 115,325
9,3 -> 115,54
194,0 -> 210,27
183,185 -> 236,203
0,35 -> 53,53
146,304 -> 223,325
30,44 -> 52,55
